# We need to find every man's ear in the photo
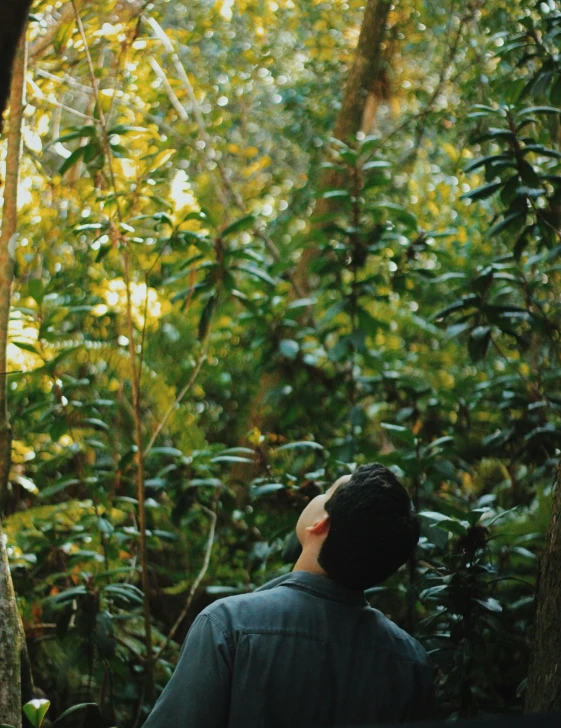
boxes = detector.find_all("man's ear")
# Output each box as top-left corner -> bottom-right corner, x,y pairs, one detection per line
306,513 -> 330,536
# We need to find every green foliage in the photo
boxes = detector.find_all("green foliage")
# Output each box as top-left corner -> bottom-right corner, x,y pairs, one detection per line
3,0 -> 561,724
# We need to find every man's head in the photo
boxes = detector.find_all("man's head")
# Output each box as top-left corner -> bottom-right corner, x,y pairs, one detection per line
294,463 -> 420,591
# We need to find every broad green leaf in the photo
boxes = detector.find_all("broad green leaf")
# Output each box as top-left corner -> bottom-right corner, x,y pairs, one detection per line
460,181 -> 502,201
235,264 -> 277,286
380,423 -> 415,446
23,700 -> 50,728
221,215 -> 256,237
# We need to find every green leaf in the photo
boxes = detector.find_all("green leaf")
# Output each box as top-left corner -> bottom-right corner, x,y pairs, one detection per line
369,202 -> 417,230
460,181 -> 502,201
516,106 -> 561,116
147,447 -> 183,457
320,189 -> 352,199
219,447 -> 255,455
11,341 -> 38,354
103,583 -> 144,605
522,144 -> 561,159
483,505 -> 521,527
198,294 -> 217,341
44,586 -> 87,605
380,422 -> 415,446
46,126 -> 96,147
221,215 -> 256,237
39,477 -> 80,498
23,700 -> 50,728
473,597 -> 502,613
279,339 -> 299,359
59,146 -> 88,175
362,160 -> 391,171
463,154 -> 511,173
420,585 -> 449,600
235,264 -> 277,286
468,325 -> 491,362
211,455 -> 254,463
277,441 -> 324,451
486,212 -> 525,238
52,703 -> 98,725
250,483 -> 285,498
108,124 -> 148,135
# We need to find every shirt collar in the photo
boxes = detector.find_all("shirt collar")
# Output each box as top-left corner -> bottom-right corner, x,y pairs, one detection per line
275,570 -> 369,607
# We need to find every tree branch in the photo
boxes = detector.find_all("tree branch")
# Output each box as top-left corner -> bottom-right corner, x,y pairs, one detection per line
154,503 -> 218,661
0,29 -> 28,728
144,331 -> 211,458
28,2 -> 75,61
70,0 -> 154,700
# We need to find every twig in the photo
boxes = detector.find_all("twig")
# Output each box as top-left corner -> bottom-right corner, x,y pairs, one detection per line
143,332 -> 211,458
154,503 -> 218,661
490,335 -> 553,409
71,0 -> 154,700
27,77 -> 95,122
147,57 -> 188,121
28,2 -> 75,60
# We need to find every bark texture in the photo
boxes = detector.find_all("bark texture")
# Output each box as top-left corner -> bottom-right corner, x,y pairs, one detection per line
0,31 -> 27,728
525,464 -> 561,714
332,0 -> 392,143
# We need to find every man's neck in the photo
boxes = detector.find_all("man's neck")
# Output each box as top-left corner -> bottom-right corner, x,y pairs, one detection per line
292,550 -> 328,578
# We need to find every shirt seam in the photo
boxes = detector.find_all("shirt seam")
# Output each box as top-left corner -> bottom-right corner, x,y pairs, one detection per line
279,582 -> 367,606
204,611 -> 236,661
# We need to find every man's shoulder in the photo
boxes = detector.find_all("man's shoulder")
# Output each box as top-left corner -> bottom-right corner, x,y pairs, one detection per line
370,607 -> 432,667
203,575 -> 289,615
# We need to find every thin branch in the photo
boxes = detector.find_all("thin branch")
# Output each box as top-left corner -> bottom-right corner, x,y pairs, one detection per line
27,77 -> 95,122
143,332 -> 211,458
71,0 -> 154,700
154,503 -> 218,661
0,29 -> 30,728
28,2 -> 75,60
147,57 -> 188,121
0,29 -> 27,502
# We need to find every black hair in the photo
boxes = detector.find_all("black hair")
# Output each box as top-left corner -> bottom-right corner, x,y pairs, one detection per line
317,463 -> 420,591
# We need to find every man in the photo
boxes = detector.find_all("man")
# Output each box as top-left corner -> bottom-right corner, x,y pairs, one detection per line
143,463 -> 436,727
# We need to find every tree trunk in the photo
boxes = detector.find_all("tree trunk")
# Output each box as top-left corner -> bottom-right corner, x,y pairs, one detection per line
232,0 -> 393,442
0,0 -> 32,131
0,30 -> 27,728
294,0 -> 392,295
332,0 -> 392,143
524,463 -> 561,714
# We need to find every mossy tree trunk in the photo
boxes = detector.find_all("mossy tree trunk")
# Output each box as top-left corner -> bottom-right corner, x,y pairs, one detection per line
0,30 -> 27,728
524,463 -> 561,714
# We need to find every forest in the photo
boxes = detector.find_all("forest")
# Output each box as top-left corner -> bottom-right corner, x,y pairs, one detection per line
1,0 -> 561,726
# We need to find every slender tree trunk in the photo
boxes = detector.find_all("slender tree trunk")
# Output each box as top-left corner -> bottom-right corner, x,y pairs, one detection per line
332,0 -> 392,143
294,0 -> 392,295
0,31 -> 27,728
232,0 -> 394,442
524,463 -> 561,714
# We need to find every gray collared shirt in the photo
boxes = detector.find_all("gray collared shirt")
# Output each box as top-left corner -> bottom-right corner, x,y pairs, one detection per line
143,571 -> 436,727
